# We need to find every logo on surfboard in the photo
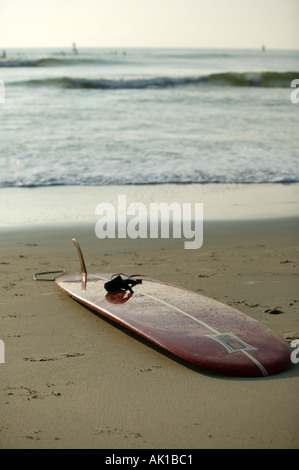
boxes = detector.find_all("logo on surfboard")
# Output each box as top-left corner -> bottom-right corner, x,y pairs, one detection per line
208,332 -> 256,353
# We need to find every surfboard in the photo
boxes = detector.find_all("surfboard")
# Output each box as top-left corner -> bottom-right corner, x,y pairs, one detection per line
55,239 -> 291,377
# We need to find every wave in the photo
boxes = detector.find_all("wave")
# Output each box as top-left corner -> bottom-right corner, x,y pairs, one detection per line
11,71 -> 299,89
1,179 -> 298,189
0,51 -> 240,67
207,71 -> 299,87
0,56 -> 120,67
15,76 -> 204,89
1,172 -> 298,188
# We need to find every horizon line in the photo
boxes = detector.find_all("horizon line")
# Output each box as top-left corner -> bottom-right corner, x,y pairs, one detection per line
1,45 -> 299,51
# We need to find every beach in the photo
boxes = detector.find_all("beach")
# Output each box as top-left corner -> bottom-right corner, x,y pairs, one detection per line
1,44 -> 298,450
0,184 -> 298,449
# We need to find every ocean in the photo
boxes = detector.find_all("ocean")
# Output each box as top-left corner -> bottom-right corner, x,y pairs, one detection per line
0,47 -> 298,188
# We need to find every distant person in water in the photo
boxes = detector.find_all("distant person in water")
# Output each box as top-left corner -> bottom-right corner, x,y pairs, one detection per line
1,50 -> 6,59
72,42 -> 78,55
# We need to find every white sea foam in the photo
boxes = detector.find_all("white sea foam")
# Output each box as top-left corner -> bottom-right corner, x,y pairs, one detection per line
0,47 -> 298,188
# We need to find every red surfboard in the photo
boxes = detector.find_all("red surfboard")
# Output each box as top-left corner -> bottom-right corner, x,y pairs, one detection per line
55,239 -> 291,377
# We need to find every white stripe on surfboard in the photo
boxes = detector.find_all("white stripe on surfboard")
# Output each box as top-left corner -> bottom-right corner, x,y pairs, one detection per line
143,293 -> 268,377
143,293 -> 220,334
91,275 -> 222,333
91,274 -> 268,376
242,351 -> 268,377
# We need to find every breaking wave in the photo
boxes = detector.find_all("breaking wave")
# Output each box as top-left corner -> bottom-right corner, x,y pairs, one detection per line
0,56 -> 119,67
12,71 -> 299,89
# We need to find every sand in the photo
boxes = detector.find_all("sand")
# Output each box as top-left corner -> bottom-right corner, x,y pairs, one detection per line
0,199 -> 299,448
1,183 -> 299,228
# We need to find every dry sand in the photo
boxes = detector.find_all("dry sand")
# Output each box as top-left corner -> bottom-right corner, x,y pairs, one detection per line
0,217 -> 299,449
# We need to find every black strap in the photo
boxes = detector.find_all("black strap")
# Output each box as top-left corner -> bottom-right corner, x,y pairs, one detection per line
104,273 -> 142,293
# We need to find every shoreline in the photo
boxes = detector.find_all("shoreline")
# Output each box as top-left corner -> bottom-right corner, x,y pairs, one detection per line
0,183 -> 298,229
1,215 -> 298,449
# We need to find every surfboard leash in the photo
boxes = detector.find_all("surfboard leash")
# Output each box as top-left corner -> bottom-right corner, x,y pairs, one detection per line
33,271 -> 65,281
33,239 -> 143,294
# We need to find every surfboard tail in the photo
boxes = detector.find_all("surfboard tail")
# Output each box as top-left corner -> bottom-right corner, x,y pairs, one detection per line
72,238 -> 87,291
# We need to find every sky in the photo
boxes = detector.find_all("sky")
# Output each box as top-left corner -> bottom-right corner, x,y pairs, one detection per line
0,0 -> 299,49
